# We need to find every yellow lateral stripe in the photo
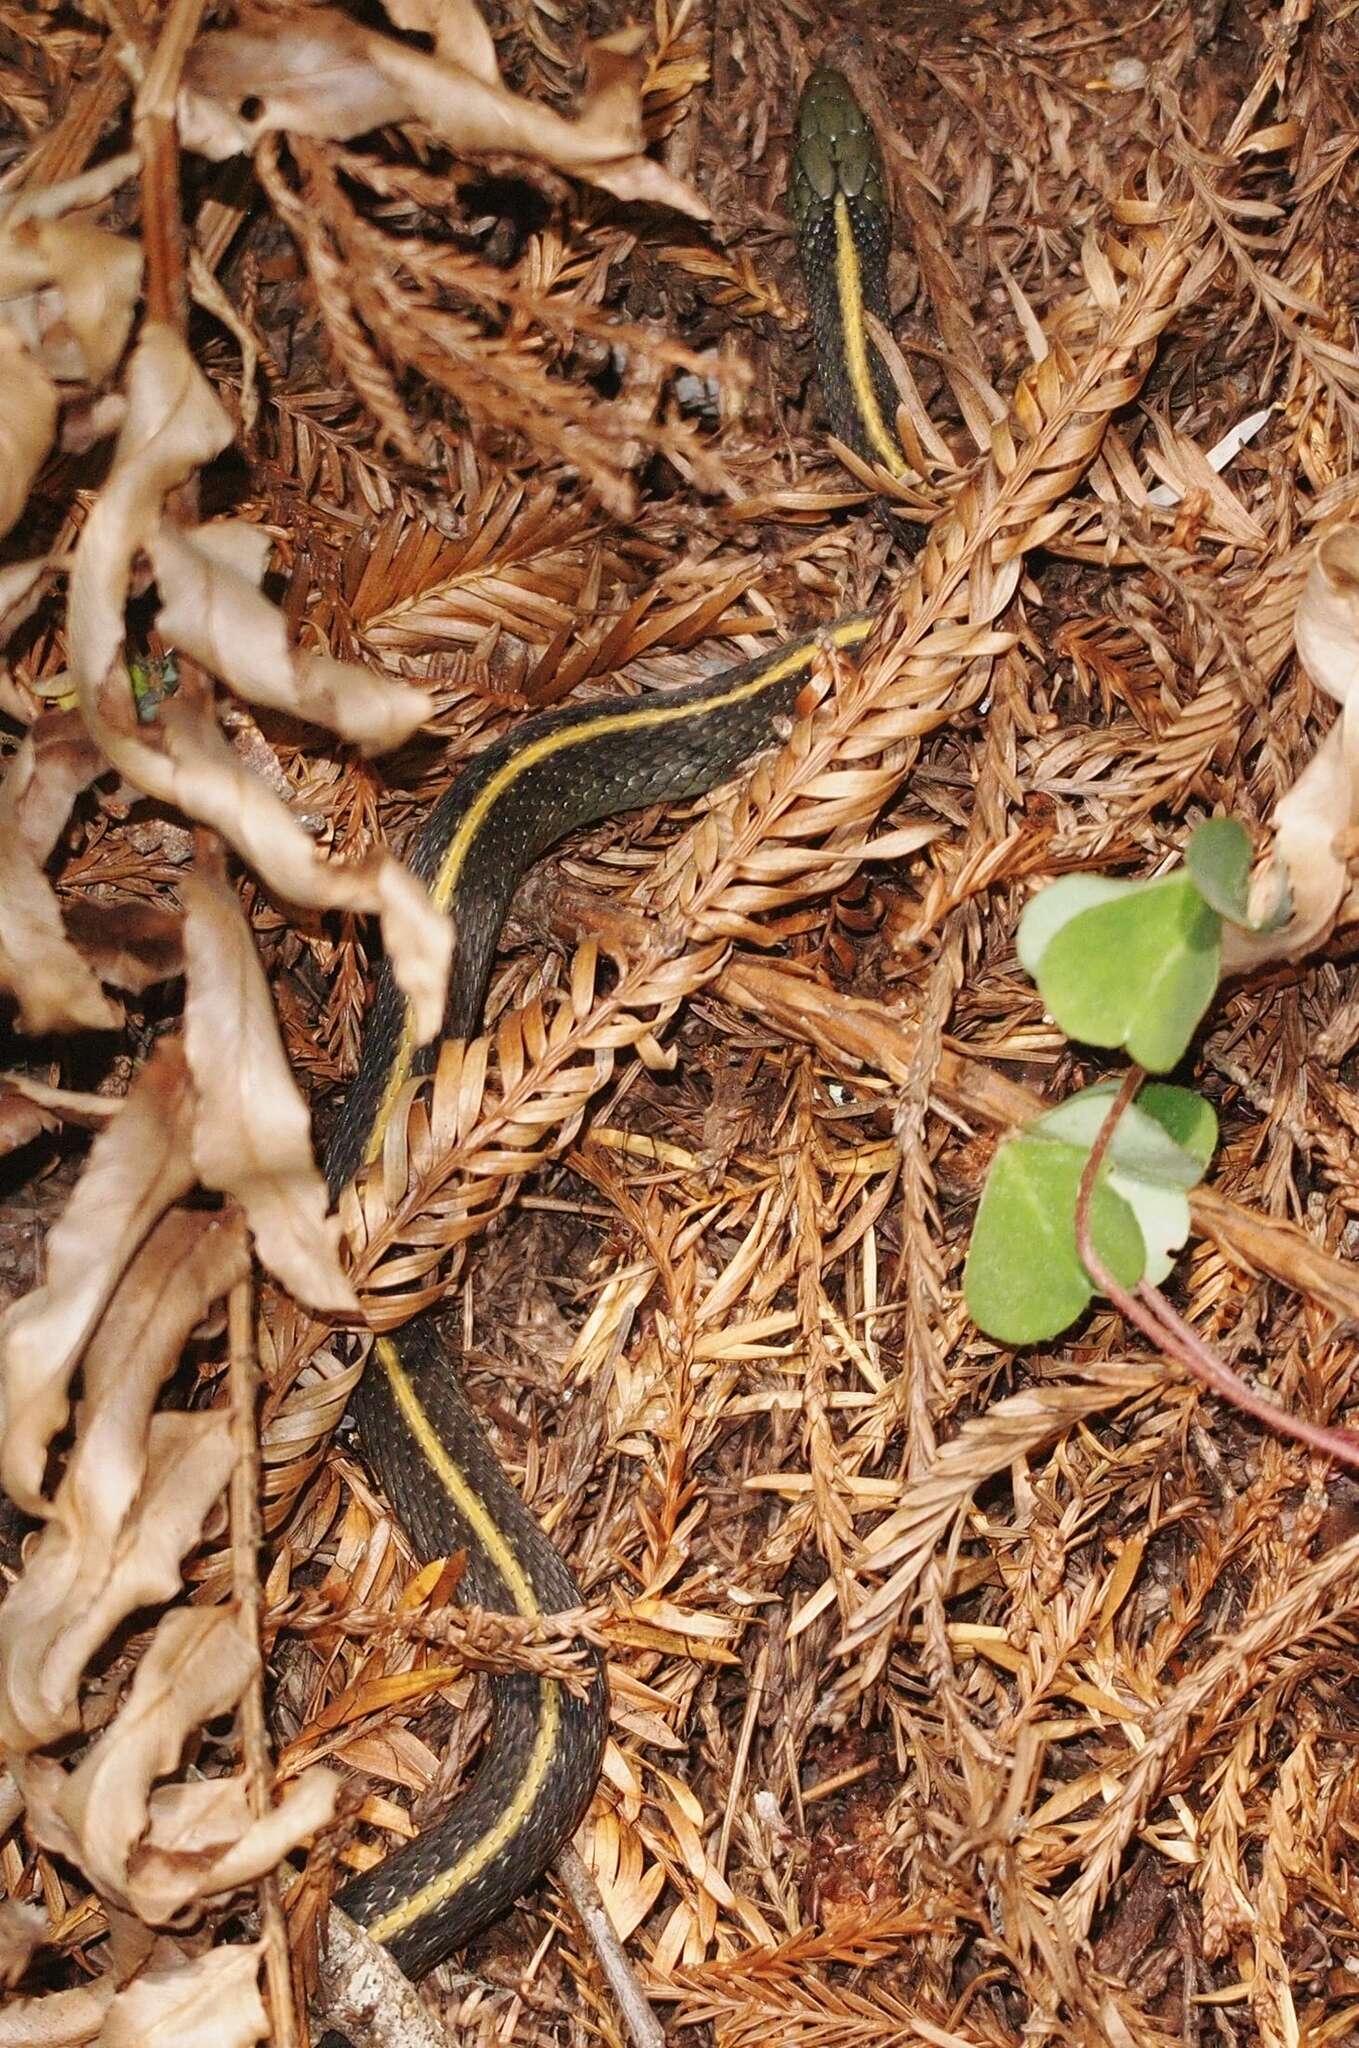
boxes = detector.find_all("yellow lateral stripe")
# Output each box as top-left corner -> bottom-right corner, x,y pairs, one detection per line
367,1681 -> 556,1941
362,1336 -> 561,1943
427,617 -> 874,915
374,1336 -> 540,1615
362,616 -> 875,1167
831,193 -> 904,476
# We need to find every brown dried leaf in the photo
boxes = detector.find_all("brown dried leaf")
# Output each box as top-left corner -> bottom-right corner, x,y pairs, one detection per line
18,1604 -> 337,1922
180,14 -> 409,155
0,326 -> 57,543
0,556 -> 56,654
151,521 -> 432,755
0,1040 -> 195,1514
0,1074 -> 121,1131
183,859 -> 356,1312
146,694 -> 449,1038
67,324 -> 451,1041
0,1089 -> 56,1158
0,1982 -> 110,2046
67,324 -> 235,699
387,0 -> 497,75
0,860 -> 118,1036
0,710 -> 104,853
61,899 -> 184,994
0,1211 -> 247,1751
0,220 -> 142,385
0,1900 -> 45,1988
1223,524 -> 1359,972
0,708 -> 119,1034
1295,525 -> 1359,709
98,1944 -> 269,2048
183,4 -> 708,219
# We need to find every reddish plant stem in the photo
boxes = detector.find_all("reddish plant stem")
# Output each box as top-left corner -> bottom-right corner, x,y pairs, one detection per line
1074,1067 -> 1359,1469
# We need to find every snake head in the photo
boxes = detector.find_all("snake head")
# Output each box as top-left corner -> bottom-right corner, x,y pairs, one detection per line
787,65 -> 889,232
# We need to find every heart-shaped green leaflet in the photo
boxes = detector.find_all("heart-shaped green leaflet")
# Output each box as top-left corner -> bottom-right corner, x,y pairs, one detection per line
963,1134 -> 1146,1345
1026,874 -> 1220,1072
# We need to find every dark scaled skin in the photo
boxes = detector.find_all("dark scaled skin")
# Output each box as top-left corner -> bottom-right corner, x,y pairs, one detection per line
325,636 -> 855,1194
787,65 -> 902,466
332,1320 -> 607,1977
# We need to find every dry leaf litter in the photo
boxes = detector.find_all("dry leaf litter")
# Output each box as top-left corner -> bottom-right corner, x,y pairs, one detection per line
1,1 -> 1359,2045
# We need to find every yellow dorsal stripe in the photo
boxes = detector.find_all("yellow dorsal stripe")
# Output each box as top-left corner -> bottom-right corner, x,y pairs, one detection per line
362,616 -> 875,1167
361,1336 -> 561,1944
831,192 -> 904,476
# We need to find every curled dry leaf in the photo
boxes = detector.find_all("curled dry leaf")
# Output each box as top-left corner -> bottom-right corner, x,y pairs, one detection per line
182,2 -> 709,219
61,899 -> 185,994
1222,523 -> 1359,973
0,326 -> 57,544
68,323 -> 451,1041
0,1073 -> 122,1131
148,694 -> 450,1038
151,521 -> 432,755
0,858 -> 115,1038
0,709 -> 105,870
66,322 -> 234,705
0,220 -> 142,386
0,1210 -> 248,1752
0,709 -> 119,1036
0,582 -> 55,753
0,556 -> 58,656
1295,525 -> 1359,708
0,1774 -> 20,1835
97,1943 -> 269,2048
180,13 -> 409,155
16,1604 -> 337,1924
387,0 -> 497,74
0,1039 -> 195,1514
183,858 -> 357,1312
0,1981 -> 110,2047
0,1089 -> 57,1159
0,1899 -> 46,1987
0,218 -> 140,548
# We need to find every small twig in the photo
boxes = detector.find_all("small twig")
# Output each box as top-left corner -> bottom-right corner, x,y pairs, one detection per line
715,1637 -> 766,1879
0,148 -> 141,224
132,0 -> 206,335
802,1756 -> 881,1806
274,1588 -> 605,1691
229,1272 -> 301,2048
316,1908 -> 453,2048
1073,1069 -> 1359,1469
554,1840 -> 667,2048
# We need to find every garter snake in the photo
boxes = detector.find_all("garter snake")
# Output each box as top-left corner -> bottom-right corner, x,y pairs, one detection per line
327,63 -> 904,1979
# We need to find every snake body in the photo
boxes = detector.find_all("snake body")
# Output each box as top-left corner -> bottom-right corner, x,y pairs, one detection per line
328,65 -> 901,1976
